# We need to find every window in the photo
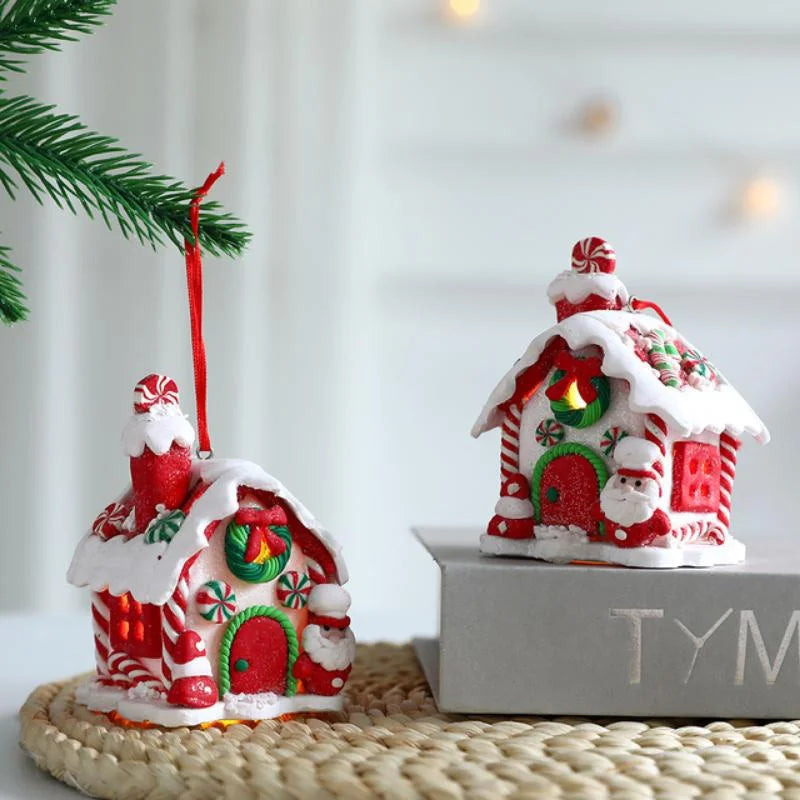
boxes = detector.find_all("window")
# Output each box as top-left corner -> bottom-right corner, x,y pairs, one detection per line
671,442 -> 721,513
109,593 -> 162,658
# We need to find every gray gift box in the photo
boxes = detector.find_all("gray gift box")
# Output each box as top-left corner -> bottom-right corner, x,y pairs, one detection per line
413,527 -> 800,718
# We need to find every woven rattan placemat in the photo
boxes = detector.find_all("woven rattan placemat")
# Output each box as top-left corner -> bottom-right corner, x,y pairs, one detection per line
19,643 -> 800,799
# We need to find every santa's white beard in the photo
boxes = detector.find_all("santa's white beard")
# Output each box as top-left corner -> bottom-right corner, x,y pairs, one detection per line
302,624 -> 356,671
600,484 -> 657,527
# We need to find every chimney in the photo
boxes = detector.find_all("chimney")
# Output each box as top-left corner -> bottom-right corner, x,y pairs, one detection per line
547,237 -> 628,322
122,374 -> 195,535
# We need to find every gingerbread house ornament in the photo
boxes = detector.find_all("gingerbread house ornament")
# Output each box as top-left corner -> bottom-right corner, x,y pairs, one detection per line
68,374 -> 355,726
473,238 -> 769,568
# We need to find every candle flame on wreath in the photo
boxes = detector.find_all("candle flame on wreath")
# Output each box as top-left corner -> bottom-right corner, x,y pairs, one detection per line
564,381 -> 587,410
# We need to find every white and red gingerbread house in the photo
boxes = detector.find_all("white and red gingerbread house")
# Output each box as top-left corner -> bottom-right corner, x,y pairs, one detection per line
68,375 -> 355,726
472,238 -> 769,568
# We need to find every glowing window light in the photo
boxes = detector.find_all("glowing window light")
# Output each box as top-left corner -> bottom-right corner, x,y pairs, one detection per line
448,0 -> 481,21
564,381 -> 587,410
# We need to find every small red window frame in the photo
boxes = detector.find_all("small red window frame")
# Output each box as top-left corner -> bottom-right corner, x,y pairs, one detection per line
109,593 -> 162,659
671,441 -> 721,513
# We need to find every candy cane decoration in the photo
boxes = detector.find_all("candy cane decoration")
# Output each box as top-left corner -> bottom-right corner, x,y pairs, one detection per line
644,414 -> 667,482
717,431 -> 740,534
671,519 -> 722,544
108,651 -> 165,692
500,404 -> 522,481
91,590 -> 112,682
161,574 -> 189,686
645,329 -> 682,389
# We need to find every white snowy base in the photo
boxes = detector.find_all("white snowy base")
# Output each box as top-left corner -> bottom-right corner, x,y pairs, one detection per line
479,531 -> 746,569
75,679 -> 343,727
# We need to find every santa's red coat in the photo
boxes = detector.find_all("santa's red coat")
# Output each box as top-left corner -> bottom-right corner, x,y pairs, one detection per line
592,507 -> 671,548
293,652 -> 352,696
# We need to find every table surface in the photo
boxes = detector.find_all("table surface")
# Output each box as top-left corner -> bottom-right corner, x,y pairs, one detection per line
0,611 -> 407,799
1,613 -> 93,799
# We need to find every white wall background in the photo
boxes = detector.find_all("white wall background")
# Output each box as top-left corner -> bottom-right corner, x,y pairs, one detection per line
0,0 -> 796,641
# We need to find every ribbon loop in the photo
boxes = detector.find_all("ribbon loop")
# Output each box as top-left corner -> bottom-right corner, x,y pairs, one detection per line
185,162 -> 225,456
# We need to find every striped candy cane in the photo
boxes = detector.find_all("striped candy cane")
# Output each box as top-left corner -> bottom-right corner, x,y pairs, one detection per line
671,519 -> 717,544
91,590 -> 112,683
500,404 -> 522,481
644,414 -> 667,482
161,574 -> 189,687
108,651 -> 165,691
717,432 -> 740,533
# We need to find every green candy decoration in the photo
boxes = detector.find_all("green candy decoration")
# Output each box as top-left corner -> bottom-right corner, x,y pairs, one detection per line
143,508 -> 185,544
548,368 -> 610,429
224,521 -> 292,584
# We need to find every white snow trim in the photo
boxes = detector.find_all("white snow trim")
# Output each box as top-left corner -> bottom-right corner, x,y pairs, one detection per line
494,496 -> 534,519
122,403 -> 195,457
67,457 -> 348,603
613,436 -> 660,468
534,524 -> 588,541
547,271 -> 630,305
471,310 -> 769,444
480,533 -> 745,569
75,679 -> 343,727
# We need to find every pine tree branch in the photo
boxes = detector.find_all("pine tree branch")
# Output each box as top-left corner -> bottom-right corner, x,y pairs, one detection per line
0,236 -> 28,323
0,0 -> 115,77
0,95 -> 251,260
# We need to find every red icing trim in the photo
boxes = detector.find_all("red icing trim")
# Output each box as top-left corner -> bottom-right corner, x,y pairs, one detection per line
503,336 -> 568,412
555,294 -> 624,321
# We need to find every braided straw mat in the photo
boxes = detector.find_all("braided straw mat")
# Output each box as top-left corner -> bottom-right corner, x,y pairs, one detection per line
19,643 -> 800,800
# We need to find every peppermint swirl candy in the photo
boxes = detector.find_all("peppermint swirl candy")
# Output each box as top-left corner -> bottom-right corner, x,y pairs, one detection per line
196,580 -> 237,623
680,347 -> 718,387
143,507 -> 186,544
133,373 -> 180,413
600,426 -> 628,457
277,571 -> 312,609
571,237 -> 616,274
92,501 -> 129,540
535,418 -> 565,448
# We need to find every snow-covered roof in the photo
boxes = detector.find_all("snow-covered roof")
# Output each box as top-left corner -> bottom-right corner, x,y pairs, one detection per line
472,310 -> 769,444
67,458 -> 348,604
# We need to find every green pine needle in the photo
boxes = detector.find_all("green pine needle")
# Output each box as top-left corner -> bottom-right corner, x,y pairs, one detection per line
0,238 -> 28,323
0,95 -> 252,323
0,0 -> 251,325
0,0 -> 115,77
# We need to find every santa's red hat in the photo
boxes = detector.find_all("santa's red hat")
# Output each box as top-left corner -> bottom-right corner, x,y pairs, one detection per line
307,584 -> 351,629
613,437 -> 662,490
617,466 -> 660,484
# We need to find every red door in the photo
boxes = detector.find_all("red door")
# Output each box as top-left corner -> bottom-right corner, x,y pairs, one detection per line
228,615 -> 289,694
539,454 -> 601,533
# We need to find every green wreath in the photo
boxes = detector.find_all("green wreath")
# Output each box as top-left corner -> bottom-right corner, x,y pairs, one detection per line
548,368 -> 610,428
530,442 -> 609,522
218,605 -> 298,696
224,522 -> 292,583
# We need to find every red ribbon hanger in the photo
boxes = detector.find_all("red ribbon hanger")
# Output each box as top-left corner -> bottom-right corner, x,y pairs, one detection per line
185,162 -> 225,457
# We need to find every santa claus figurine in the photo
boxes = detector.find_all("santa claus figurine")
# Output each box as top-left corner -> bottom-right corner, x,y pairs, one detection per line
594,437 -> 672,548
294,584 -> 356,696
